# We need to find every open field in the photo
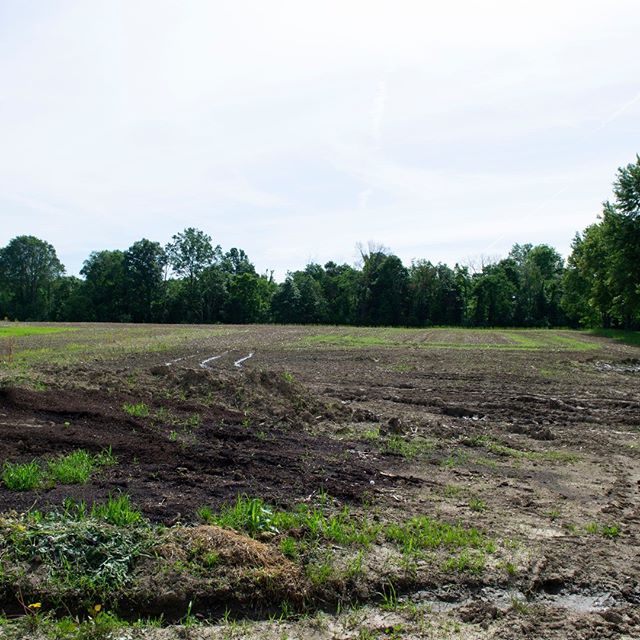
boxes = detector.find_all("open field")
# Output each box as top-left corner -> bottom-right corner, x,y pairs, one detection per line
0,323 -> 639,639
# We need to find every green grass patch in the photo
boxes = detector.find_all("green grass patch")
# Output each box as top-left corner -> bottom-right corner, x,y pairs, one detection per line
443,484 -> 464,498
440,450 -> 470,468
584,522 -> 621,539
1,461 -> 43,491
360,428 -> 435,459
47,448 -> 115,485
90,494 -> 143,526
468,497 -> 487,512
441,550 -> 486,574
462,435 -> 579,464
0,325 -> 74,338
588,328 -> 640,347
2,326 -> 229,375
382,435 -> 435,459
47,450 -> 96,485
123,402 -> 150,418
1,448 -> 116,491
299,329 -> 598,352
385,516 -> 494,555
199,496 -> 380,547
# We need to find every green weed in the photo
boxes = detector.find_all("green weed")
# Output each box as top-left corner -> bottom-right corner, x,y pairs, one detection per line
211,496 -> 278,536
468,497 -> 487,512
306,556 -> 335,587
47,450 -> 96,484
510,596 -> 530,614
122,402 -> 150,418
201,551 -> 220,567
443,484 -> 464,498
2,449 -> 116,491
91,494 -> 142,526
362,427 -> 380,441
440,450 -> 469,468
382,435 -> 434,459
280,536 -> 299,560
500,560 -> 517,575
345,550 -> 365,579
201,495 -> 380,547
442,550 -> 486,573
1,460 -> 43,490
385,516 -> 493,555
379,581 -> 399,610
197,505 -> 214,522
585,522 -> 621,539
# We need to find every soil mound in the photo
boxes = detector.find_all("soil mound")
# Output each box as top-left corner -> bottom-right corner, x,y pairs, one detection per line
132,525 -> 307,617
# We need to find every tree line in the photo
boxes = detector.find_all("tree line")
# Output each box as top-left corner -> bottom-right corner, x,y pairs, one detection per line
1,157 -> 639,329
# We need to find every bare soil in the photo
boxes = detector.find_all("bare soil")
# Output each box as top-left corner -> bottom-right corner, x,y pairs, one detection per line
0,324 -> 639,639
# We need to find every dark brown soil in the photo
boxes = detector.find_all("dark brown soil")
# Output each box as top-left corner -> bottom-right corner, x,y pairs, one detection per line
1,324 -> 639,638
0,382 -> 388,523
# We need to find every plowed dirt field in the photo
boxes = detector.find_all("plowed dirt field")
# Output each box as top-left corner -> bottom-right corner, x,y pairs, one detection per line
0,323 -> 638,639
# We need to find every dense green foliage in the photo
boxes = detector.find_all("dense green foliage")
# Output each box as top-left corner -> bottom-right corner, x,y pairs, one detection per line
1,158 -> 638,328
562,157 -> 640,329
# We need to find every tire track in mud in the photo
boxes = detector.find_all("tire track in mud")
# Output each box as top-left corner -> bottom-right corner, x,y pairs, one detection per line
164,354 -> 199,366
200,352 -> 228,370
234,352 -> 254,368
600,456 -> 640,525
165,351 -> 255,370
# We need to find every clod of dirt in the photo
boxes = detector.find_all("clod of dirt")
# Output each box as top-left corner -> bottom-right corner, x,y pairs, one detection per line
441,404 -> 481,418
458,601 -> 501,624
380,416 -> 405,435
351,407 -> 379,422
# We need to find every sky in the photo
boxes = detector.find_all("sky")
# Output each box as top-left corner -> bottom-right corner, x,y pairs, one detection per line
1,0 -> 639,280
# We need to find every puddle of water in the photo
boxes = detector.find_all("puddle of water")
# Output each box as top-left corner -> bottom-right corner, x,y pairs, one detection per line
535,592 -> 616,612
596,361 -> 640,373
234,352 -> 254,368
411,587 -> 618,613
200,353 -> 226,369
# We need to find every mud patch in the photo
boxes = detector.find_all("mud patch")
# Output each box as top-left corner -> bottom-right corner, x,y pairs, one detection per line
0,385 -> 390,523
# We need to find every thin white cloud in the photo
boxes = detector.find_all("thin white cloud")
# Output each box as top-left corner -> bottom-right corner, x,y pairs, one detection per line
593,90 -> 640,132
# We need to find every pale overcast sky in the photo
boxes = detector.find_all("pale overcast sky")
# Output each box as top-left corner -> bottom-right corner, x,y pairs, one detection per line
1,0 -> 639,279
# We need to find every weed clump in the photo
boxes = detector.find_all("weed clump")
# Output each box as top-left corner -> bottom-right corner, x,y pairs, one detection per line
1,448 -> 116,491
198,495 -> 380,547
122,402 -> 150,418
1,460 -> 42,491
385,516 -> 492,555
0,498 -> 153,608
